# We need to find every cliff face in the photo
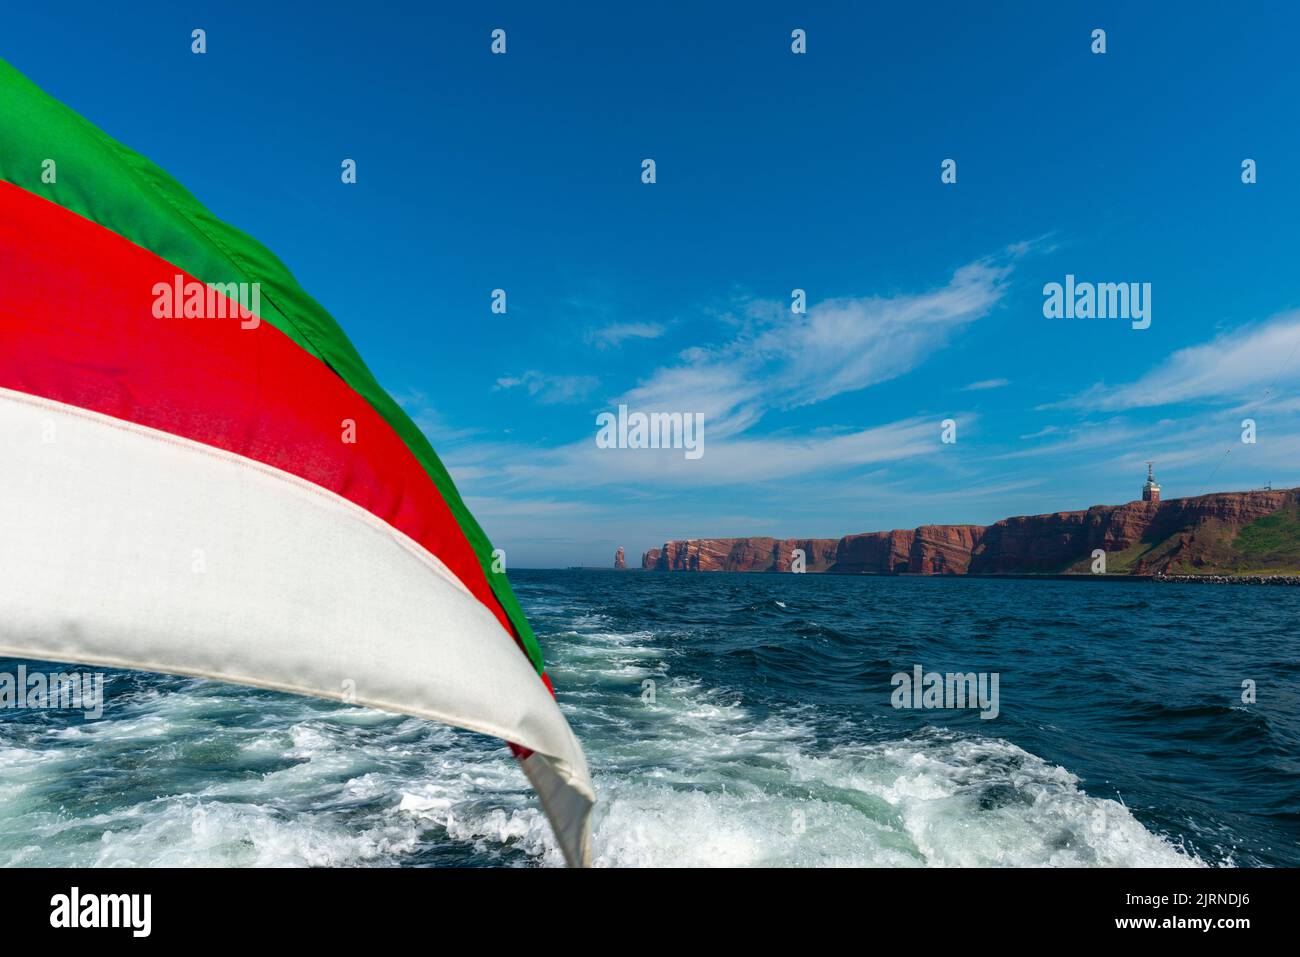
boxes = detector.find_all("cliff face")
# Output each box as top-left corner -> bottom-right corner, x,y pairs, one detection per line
912,525 -> 986,574
642,537 -> 837,572
614,547 -> 626,570
641,489 -> 1300,576
830,530 -> 913,574
968,491 -> 1299,574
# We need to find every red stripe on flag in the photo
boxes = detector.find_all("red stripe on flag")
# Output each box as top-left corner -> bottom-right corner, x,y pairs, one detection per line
0,180 -> 529,661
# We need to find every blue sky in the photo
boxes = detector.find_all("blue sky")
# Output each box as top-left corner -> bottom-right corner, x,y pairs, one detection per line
7,2 -> 1300,565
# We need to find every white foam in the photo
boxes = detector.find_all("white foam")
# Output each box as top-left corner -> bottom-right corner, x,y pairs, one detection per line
0,620 -> 1208,868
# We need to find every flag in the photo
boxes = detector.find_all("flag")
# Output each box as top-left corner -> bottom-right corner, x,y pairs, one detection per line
0,57 -> 593,866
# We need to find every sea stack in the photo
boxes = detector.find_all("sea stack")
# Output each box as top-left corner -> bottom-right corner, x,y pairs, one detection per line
614,547 -> 626,570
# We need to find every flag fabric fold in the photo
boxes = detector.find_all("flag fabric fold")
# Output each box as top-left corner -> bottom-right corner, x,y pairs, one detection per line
0,58 -> 593,867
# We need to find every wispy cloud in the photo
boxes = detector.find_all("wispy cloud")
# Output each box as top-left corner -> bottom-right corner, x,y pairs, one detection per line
963,377 -> 1010,391
393,390 -> 481,444
586,321 -> 666,349
436,248 -> 1029,501
1055,311 -> 1300,411
1018,424 -> 1060,440
615,251 -> 1017,437
494,370 -> 599,404
462,414 -> 965,490
996,419 -> 1147,460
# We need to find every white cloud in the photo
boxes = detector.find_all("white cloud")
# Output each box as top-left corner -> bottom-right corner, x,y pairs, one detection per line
471,414 -> 963,489
963,377 -> 1010,391
436,249 -> 1026,499
1057,311 -> 1300,411
392,390 -> 480,444
1018,424 -> 1060,440
615,253 -> 1015,437
494,370 -> 599,404
996,420 -> 1146,460
586,322 -> 666,349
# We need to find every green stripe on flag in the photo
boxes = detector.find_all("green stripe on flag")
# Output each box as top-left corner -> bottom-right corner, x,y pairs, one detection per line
0,57 -> 544,673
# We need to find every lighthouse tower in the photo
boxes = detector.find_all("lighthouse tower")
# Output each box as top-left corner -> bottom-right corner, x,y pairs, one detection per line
1142,462 -> 1161,503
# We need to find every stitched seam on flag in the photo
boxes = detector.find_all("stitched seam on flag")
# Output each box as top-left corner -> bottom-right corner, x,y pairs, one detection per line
0,386 -> 486,605
51,168 -> 535,664
0,172 -> 539,671
99,139 -> 328,362
0,642 -> 569,770
0,181 -> 541,668
0,388 -> 584,774
1,155 -> 539,670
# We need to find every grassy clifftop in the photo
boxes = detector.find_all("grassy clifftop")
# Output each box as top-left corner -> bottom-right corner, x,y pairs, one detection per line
1227,505 -> 1300,572
1082,503 -> 1300,576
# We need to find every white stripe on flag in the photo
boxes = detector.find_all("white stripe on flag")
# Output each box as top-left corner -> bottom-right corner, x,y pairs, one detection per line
0,387 -> 593,866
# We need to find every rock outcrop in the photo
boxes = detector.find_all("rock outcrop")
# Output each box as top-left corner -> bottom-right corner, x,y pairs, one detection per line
912,525 -> 986,575
830,530 -> 914,574
640,489 -> 1300,576
614,547 -> 626,570
642,537 -> 837,572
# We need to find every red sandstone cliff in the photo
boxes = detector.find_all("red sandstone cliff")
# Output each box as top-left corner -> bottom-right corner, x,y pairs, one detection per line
831,530 -> 914,574
644,536 -> 837,572
640,489 -> 1300,576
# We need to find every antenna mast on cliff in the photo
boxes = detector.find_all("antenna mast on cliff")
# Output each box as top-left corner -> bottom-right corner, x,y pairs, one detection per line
1142,462 -> 1161,503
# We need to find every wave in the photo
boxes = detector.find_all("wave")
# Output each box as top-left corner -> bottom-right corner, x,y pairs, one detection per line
0,590 -> 1220,868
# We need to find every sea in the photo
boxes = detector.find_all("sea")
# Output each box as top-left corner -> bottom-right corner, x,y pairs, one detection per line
1,571 -> 1297,867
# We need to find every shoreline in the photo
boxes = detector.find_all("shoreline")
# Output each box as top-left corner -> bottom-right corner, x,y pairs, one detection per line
641,488 -> 1300,576
562,568 -> 1300,584
1153,573 -> 1300,585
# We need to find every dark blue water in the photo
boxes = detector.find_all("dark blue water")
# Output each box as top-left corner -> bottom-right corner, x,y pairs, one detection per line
2,571 -> 1296,866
